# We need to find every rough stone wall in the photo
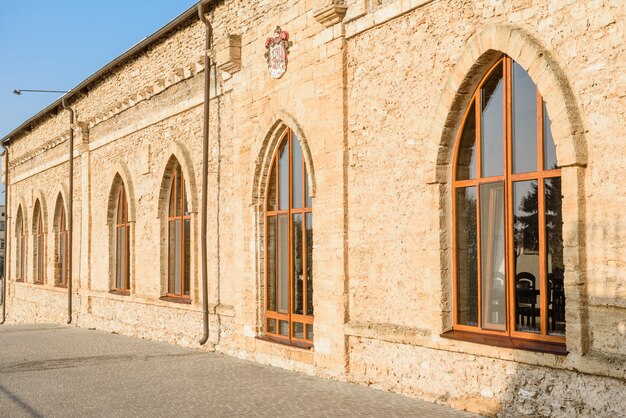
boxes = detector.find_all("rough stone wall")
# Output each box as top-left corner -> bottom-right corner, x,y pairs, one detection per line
3,0 -> 625,416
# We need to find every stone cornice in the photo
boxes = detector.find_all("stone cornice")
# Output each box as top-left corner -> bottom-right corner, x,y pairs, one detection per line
85,55 -> 206,130
10,133 -> 69,168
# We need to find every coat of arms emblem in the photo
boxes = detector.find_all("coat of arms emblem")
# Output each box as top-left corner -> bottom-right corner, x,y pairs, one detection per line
265,26 -> 292,79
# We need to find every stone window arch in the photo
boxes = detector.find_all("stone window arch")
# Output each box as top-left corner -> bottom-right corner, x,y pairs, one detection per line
15,205 -> 25,282
53,193 -> 68,287
32,199 -> 46,285
451,55 -> 565,349
263,127 -> 314,344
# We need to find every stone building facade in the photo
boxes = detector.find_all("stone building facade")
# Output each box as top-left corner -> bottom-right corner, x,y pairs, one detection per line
1,1 -> 624,416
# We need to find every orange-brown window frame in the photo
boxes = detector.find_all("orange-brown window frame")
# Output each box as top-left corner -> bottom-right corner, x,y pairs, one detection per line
34,202 -> 46,285
450,56 -> 565,349
114,184 -> 130,293
264,128 -> 314,346
16,208 -> 25,282
56,203 -> 69,287
167,163 -> 191,299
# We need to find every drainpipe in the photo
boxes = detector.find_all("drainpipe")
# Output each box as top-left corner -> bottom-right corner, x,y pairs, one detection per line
62,97 -> 74,325
198,1 -> 213,345
1,147 -> 8,325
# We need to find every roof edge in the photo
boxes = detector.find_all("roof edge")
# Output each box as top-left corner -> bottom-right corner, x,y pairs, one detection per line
2,1 -> 210,145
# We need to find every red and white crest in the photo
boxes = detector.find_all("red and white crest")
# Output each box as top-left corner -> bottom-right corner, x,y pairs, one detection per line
265,26 -> 292,79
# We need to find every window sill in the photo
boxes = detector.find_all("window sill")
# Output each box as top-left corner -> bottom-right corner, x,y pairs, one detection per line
109,289 -> 130,296
159,296 -> 192,304
440,330 -> 568,355
256,335 -> 314,351
55,284 -> 68,289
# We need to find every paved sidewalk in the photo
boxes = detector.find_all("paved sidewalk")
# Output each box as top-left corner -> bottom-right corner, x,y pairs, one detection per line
0,324 -> 476,417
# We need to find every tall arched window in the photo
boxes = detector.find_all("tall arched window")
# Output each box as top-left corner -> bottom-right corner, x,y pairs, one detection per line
265,128 -> 313,345
167,161 -> 190,299
453,56 -> 564,347
115,182 -> 130,292
15,206 -> 25,282
33,200 -> 46,285
54,195 -> 68,287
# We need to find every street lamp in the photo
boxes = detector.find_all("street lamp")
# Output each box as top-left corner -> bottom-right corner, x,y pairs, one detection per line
13,89 -> 69,95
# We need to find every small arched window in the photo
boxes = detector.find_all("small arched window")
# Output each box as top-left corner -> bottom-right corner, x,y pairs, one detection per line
114,182 -> 130,292
265,128 -> 313,345
33,200 -> 46,285
167,161 -> 190,299
15,206 -> 25,282
54,195 -> 68,287
453,56 -> 564,346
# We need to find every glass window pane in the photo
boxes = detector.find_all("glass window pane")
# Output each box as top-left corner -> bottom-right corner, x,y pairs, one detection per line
305,168 -> 312,208
267,318 -> 276,334
168,221 -> 177,294
455,186 -> 478,326
456,102 -> 477,180
169,175 -> 176,217
39,236 -> 44,283
481,64 -> 504,178
306,213 -> 313,316
512,62 -> 538,174
292,138 -> 303,208
117,228 -> 124,289
545,177 -> 565,336
184,218 -> 190,296
480,182 -> 506,330
292,214 -> 304,315
60,234 -> 66,285
293,322 -> 304,339
175,168 -> 183,217
278,140 -> 289,210
513,180 -> 541,334
277,214 -> 289,313
306,324 -> 313,341
175,220 -> 182,295
279,320 -> 289,336
543,102 -> 558,170
267,165 -> 277,211
125,226 -> 130,290
267,216 -> 277,311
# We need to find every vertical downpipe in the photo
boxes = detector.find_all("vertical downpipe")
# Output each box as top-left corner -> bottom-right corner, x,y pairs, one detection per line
1,147 -> 8,325
198,1 -> 213,345
62,97 -> 74,325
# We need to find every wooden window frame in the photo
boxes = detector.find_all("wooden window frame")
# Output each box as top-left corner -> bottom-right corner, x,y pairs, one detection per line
166,163 -> 191,300
264,128 -> 314,346
33,202 -> 46,285
449,56 -> 565,350
56,203 -> 69,288
114,183 -> 130,294
16,208 -> 25,283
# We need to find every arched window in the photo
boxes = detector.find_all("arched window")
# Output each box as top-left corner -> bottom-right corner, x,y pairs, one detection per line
114,182 -> 130,292
54,195 -> 68,287
15,206 -> 25,282
33,200 -> 46,285
167,161 -> 190,299
453,56 -> 564,346
265,128 -> 313,345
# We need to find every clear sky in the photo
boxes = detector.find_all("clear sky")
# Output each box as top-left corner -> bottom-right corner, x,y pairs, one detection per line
0,0 -> 198,203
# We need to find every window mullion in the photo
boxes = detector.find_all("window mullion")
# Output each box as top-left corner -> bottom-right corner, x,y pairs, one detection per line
504,56 -> 515,337
288,130 -> 293,340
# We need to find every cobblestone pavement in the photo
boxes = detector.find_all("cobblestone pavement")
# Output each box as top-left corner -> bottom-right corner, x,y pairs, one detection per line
0,324 -> 477,418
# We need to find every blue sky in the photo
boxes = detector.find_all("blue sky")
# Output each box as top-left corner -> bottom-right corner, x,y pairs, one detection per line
0,0 -> 198,202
